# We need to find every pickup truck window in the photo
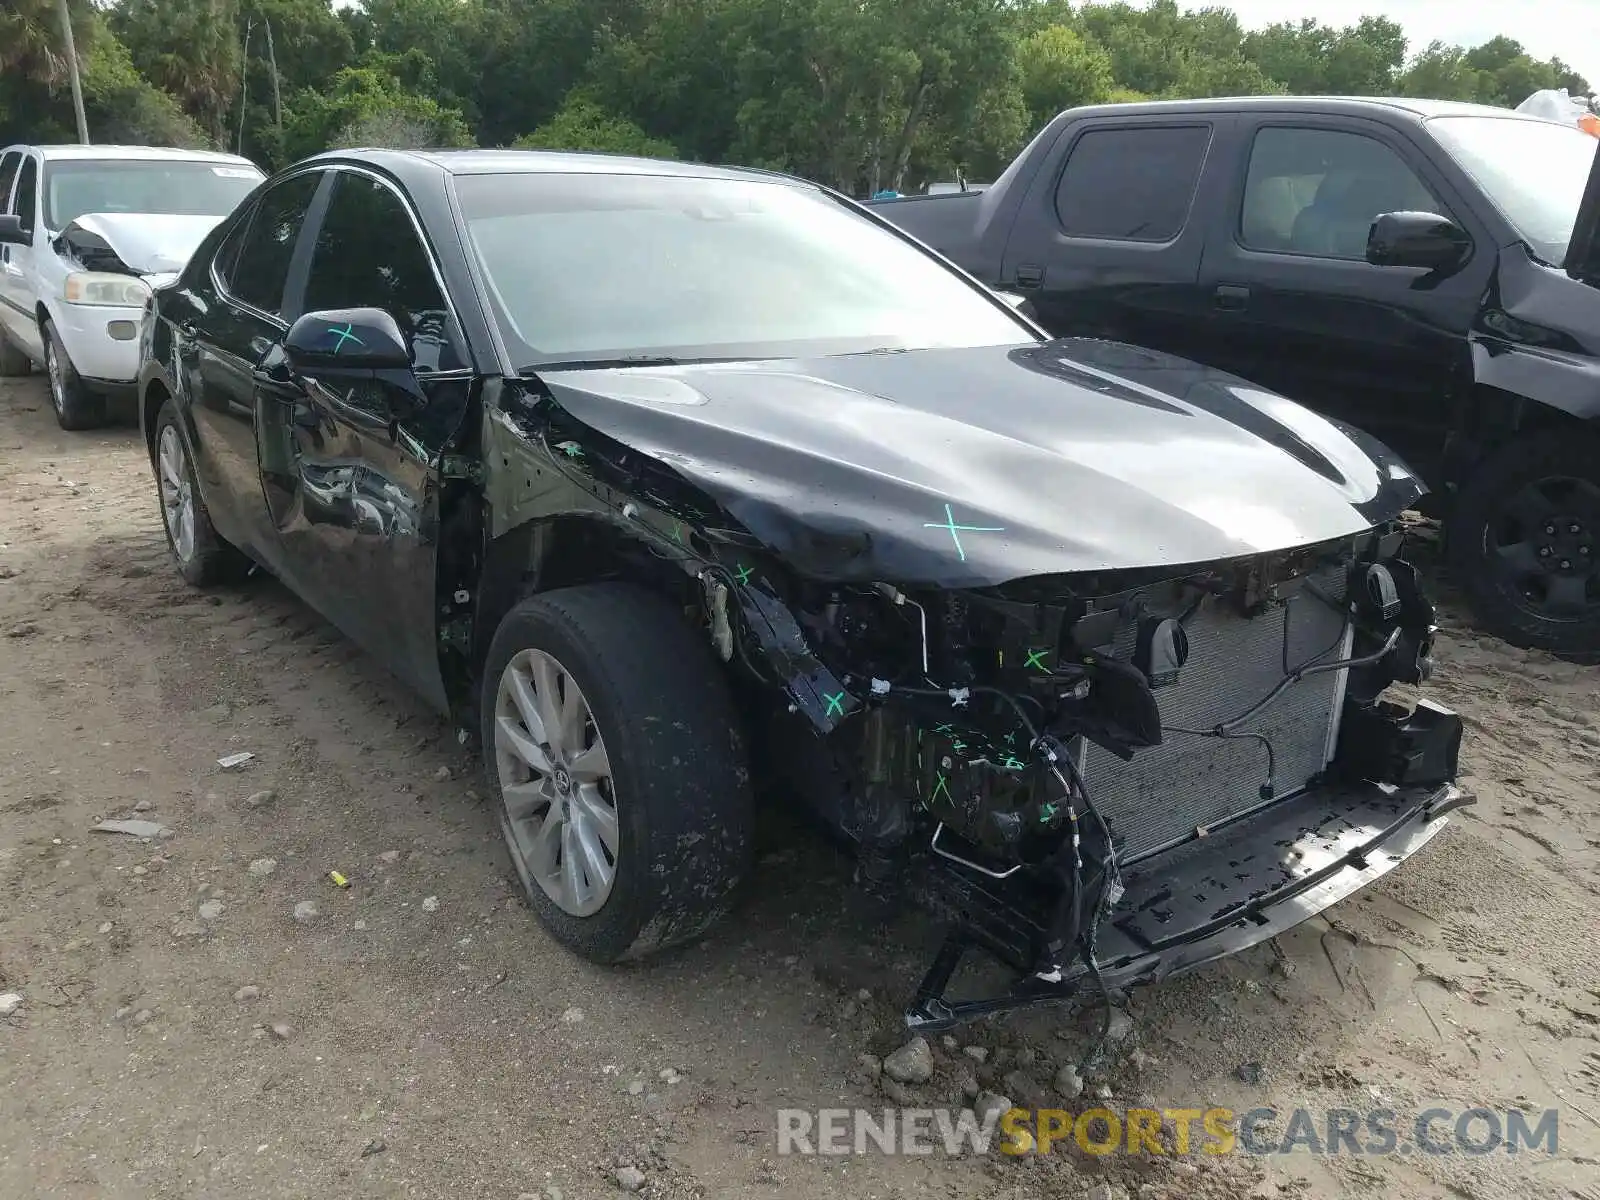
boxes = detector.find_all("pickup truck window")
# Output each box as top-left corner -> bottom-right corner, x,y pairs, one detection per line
1425,115 -> 1597,268
1053,126 -> 1211,242
1241,127 -> 1441,260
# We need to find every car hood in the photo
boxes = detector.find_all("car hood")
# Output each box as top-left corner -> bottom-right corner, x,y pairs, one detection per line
55,212 -> 225,276
537,339 -> 1427,586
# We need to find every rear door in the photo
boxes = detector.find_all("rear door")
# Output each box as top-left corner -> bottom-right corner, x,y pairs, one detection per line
260,166 -> 471,710
999,115 -> 1230,366
0,154 -> 43,361
184,169 -> 327,559
1197,115 -> 1491,476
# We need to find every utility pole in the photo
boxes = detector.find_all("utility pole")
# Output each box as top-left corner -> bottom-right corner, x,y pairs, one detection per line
55,0 -> 89,144
264,18 -> 283,132
236,18 -> 253,155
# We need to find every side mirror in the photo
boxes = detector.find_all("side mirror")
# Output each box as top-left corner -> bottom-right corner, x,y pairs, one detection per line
1366,211 -> 1470,272
0,215 -> 27,246
283,307 -> 412,373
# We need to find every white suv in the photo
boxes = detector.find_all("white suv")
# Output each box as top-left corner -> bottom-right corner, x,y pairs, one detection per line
0,144 -> 263,429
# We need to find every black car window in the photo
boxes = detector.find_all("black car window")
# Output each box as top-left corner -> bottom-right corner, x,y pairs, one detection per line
1053,125 -> 1211,242
1241,127 -> 1446,260
225,172 -> 320,316
0,153 -> 19,213
302,172 -> 465,373
14,157 -> 37,231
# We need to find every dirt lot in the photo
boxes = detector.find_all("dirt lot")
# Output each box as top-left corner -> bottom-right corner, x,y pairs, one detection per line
2,371 -> 1599,1200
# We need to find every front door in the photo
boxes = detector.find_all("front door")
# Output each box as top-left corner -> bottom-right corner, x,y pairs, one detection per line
183,169 -> 326,560
1197,117 -> 1492,479
261,167 -> 473,711
0,155 -> 44,361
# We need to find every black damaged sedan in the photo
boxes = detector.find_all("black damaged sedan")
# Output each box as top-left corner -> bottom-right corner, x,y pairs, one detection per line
136,149 -> 1468,1029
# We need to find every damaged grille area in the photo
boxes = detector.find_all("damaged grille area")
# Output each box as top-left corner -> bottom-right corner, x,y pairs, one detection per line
1078,566 -> 1350,862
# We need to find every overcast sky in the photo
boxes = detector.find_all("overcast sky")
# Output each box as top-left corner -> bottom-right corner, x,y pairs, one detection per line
1187,0 -> 1599,93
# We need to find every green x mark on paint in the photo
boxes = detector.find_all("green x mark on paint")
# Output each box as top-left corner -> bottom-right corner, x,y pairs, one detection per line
327,322 -> 364,353
923,503 -> 1005,563
558,441 -> 583,458
734,563 -> 753,585
951,739 -> 967,754
823,690 -> 847,718
1024,648 -> 1051,672
669,520 -> 684,544
1003,755 -> 1027,771
931,773 -> 951,803
1004,730 -> 1017,745
1038,801 -> 1059,822
933,723 -> 954,736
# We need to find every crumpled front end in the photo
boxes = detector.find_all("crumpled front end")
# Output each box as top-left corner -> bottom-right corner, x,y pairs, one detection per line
710,520 -> 1465,1029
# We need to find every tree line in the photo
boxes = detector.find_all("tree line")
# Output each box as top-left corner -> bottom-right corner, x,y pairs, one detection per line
1,0 -> 1589,195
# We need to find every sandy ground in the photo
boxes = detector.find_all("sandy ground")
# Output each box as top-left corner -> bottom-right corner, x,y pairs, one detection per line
2,371 -> 1599,1200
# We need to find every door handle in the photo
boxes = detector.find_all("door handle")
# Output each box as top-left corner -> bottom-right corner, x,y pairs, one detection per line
1015,264 -> 1045,290
1214,284 -> 1251,311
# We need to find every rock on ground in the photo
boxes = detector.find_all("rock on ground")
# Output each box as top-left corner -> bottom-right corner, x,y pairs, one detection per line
882,1036 -> 934,1084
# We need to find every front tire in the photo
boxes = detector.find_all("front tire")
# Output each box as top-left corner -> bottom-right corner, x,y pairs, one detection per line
153,399 -> 250,586
1447,429 -> 1600,662
43,319 -> 106,431
480,583 -> 754,963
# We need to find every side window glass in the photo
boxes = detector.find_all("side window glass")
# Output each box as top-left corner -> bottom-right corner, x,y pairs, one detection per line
1054,126 -> 1211,242
1241,127 -> 1445,259
227,172 -> 321,316
14,158 -> 37,231
212,204 -> 256,292
302,172 -> 464,372
0,153 -> 19,214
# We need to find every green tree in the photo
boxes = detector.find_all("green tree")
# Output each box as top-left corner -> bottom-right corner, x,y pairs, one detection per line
108,0 -> 243,144
1015,25 -> 1114,125
282,65 -> 473,157
514,94 -> 677,157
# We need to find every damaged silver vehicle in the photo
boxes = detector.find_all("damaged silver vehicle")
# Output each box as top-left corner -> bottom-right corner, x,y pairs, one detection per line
135,149 -> 1469,1029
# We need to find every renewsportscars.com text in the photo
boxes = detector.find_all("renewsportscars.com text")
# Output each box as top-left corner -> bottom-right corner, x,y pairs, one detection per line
776,1105 -> 1560,1158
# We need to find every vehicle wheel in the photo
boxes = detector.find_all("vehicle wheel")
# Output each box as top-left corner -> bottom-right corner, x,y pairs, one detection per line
1447,429 -> 1600,662
42,319 -> 105,430
0,326 -> 29,376
480,583 -> 754,963
153,399 -> 251,586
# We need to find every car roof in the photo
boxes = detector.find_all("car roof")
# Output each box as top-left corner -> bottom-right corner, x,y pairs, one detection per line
301,146 -> 807,187
14,144 -> 261,168
1063,95 -> 1557,124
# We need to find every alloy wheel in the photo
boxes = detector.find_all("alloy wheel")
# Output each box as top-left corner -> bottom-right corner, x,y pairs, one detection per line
1487,473 -> 1600,622
157,425 -> 197,563
494,647 -> 619,917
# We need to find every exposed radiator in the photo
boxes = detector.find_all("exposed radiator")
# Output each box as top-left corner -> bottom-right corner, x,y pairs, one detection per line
1079,569 -> 1351,863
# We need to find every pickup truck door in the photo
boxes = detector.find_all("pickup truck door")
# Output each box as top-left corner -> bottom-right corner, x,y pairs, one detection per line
998,115 -> 1233,369
1196,114 -> 1492,478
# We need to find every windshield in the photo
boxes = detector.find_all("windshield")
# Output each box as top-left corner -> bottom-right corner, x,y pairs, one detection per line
1426,115 -> 1598,267
42,159 -> 263,228
451,171 -> 1035,369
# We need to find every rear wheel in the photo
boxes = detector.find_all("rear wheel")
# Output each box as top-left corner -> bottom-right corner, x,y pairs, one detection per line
480,583 -> 754,963
43,319 -> 105,431
0,325 -> 29,376
153,399 -> 251,586
1448,430 -> 1600,662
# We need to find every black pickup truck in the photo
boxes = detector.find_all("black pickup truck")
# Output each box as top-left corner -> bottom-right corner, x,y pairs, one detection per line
871,96 -> 1600,659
